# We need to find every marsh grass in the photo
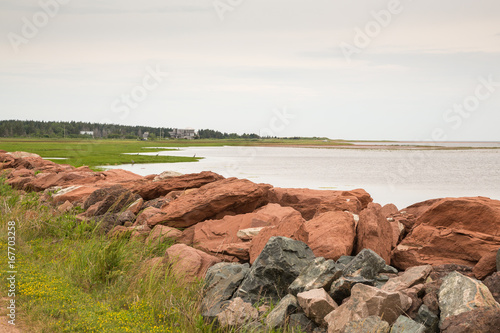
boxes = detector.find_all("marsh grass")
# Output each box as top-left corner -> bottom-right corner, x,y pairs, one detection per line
0,177 -> 204,332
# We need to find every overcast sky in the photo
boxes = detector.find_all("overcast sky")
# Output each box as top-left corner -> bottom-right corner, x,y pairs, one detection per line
1,0 -> 499,140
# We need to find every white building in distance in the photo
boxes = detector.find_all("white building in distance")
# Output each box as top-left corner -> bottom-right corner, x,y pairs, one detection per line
169,128 -> 195,139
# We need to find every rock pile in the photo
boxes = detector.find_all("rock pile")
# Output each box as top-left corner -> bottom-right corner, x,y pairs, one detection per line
2,151 -> 500,332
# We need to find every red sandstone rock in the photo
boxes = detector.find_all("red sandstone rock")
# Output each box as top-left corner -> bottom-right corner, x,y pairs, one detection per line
7,151 -> 41,159
25,171 -> 99,191
57,200 -> 74,213
324,284 -> 411,333
297,288 -> 337,327
216,242 -> 252,262
402,198 -> 442,218
440,308 -> 500,333
128,171 -> 224,200
295,211 -> 356,261
7,167 -> 36,189
392,225 -> 500,269
8,168 -> 34,178
25,168 -> 143,192
108,225 -> 151,241
0,153 -> 16,170
126,198 -> 143,215
473,251 -> 498,280
164,244 -> 221,281
145,225 -> 182,244
415,197 -> 500,233
267,187 -> 372,220
382,265 -> 432,292
179,203 -> 299,261
388,220 -> 404,249
51,185 -> 100,204
380,203 -> 399,218
392,197 -> 500,270
7,175 -> 34,189
145,178 -> 271,228
355,203 -> 393,263
135,207 -> 163,226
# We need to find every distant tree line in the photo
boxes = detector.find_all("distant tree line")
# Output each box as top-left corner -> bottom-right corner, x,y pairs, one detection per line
0,120 -> 261,140
0,120 -> 173,139
196,129 -> 260,139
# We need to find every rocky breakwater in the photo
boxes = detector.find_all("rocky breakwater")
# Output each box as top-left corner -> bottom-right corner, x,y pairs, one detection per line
1,151 -> 500,332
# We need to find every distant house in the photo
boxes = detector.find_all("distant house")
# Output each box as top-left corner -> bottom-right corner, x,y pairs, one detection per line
169,128 -> 196,139
142,132 -> 149,140
80,131 -> 94,136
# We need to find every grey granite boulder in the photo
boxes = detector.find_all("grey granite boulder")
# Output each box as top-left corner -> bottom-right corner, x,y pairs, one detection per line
438,271 -> 500,325
201,262 -> 250,314
343,249 -> 387,280
234,237 -> 315,304
415,304 -> 439,333
288,257 -> 342,296
264,294 -> 299,329
288,313 -> 318,333
329,276 -> 374,305
390,316 -> 426,333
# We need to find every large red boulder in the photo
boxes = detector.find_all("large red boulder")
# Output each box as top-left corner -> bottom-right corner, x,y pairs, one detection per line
145,178 -> 271,228
295,211 -> 356,261
356,203 -> 393,263
268,187 -> 372,220
128,171 -> 224,200
402,198 -> 442,218
473,251 -> 498,280
25,168 -> 143,192
7,168 -> 35,189
51,185 -> 100,205
25,171 -> 97,191
392,197 -> 500,270
180,203 -> 301,261
1,152 -> 72,173
164,244 -> 221,281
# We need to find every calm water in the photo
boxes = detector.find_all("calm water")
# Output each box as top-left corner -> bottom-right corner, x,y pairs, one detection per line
105,146 -> 500,209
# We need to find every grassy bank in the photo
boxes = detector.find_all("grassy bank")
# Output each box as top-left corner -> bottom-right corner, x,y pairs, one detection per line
0,178 -> 207,332
0,177 -> 305,332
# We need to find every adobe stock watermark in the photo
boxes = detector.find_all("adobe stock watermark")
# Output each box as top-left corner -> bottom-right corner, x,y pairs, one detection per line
213,0 -> 244,21
385,75 -> 500,191
111,65 -> 169,120
7,0 -> 70,53
339,0 -> 412,63
6,220 -> 17,326
225,107 -> 295,177
442,75 -> 500,130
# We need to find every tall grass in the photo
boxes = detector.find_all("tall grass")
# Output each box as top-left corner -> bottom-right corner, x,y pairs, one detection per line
0,177 -> 306,332
0,176 -> 204,332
